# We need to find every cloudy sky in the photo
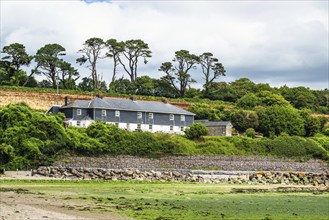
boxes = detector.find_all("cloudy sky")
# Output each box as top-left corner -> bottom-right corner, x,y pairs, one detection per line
1,0 -> 328,90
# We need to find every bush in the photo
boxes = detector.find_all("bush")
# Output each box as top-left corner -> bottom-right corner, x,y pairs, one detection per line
245,128 -> 256,138
268,136 -> 328,160
197,139 -> 241,155
185,123 -> 209,140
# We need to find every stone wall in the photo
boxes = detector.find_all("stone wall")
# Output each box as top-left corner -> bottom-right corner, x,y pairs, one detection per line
32,166 -> 329,186
54,155 -> 329,173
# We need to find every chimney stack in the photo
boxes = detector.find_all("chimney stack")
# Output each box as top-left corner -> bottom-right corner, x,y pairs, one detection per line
130,96 -> 137,101
64,96 -> 70,106
162,98 -> 168,104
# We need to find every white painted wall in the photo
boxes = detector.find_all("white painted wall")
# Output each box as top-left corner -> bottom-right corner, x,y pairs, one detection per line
67,119 -> 186,134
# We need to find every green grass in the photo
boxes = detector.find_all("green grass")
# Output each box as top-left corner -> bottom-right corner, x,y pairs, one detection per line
1,180 -> 328,220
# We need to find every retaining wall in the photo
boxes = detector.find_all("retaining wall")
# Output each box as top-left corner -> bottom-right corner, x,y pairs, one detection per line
32,166 -> 329,186
54,155 -> 329,173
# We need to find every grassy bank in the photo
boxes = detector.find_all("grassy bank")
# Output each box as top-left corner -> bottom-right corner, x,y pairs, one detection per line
1,180 -> 328,219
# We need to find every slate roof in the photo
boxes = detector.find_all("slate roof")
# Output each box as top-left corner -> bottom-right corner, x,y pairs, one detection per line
62,97 -> 195,115
195,120 -> 232,127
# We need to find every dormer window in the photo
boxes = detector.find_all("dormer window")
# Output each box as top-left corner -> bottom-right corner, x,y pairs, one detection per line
101,110 -> 106,117
137,112 -> 142,119
115,110 -> 120,117
77,109 -> 82,116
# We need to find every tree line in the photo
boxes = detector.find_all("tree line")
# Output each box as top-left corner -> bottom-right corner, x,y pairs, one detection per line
1,40 -> 328,114
0,39 -> 225,98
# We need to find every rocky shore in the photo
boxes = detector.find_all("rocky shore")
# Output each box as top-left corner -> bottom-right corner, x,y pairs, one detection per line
32,166 -> 329,186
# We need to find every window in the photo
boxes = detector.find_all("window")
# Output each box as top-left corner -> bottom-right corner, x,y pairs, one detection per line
169,114 -> 174,121
137,112 -> 142,119
170,125 -> 173,131
115,122 -> 119,127
180,115 -> 185,122
77,121 -> 81,127
149,124 -> 153,130
115,110 -> 120,117
148,113 -> 153,120
181,126 -> 184,132
137,123 -> 141,130
101,110 -> 106,117
77,109 -> 82,116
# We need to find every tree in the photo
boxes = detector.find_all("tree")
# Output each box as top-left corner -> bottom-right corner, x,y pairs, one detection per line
237,91 -> 290,109
231,110 -> 259,133
105,38 -> 124,83
1,43 -> 32,72
257,105 -> 305,137
1,43 -> 36,87
199,52 -> 226,96
77,37 -> 105,90
300,109 -> 320,137
187,103 -> 220,121
38,80 -> 52,88
185,122 -> 209,140
34,43 -> 66,88
159,50 -> 199,97
58,61 -> 79,89
118,39 -> 152,82
78,77 -> 93,91
110,78 -> 136,94
135,75 -> 155,96
153,78 -> 177,98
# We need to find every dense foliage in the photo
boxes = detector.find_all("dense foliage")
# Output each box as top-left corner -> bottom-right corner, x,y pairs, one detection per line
0,103 -> 328,170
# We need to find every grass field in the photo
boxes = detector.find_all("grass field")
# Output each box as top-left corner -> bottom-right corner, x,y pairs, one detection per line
1,180 -> 328,220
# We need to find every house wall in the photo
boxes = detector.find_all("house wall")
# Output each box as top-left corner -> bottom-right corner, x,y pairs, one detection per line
69,108 -> 193,127
226,125 -> 233,136
63,108 -> 193,134
206,124 -> 233,136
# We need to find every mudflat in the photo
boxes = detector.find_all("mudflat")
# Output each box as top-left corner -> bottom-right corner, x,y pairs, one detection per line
1,173 -> 328,220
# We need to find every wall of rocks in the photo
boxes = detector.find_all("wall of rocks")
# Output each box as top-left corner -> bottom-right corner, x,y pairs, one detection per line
54,155 -> 329,173
32,166 -> 329,186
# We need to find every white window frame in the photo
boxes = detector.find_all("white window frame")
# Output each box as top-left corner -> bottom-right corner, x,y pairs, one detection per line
170,125 -> 174,131
180,115 -> 185,122
137,123 -> 141,130
101,110 -> 106,117
169,114 -> 174,121
149,124 -> 153,130
77,121 -> 81,127
115,110 -> 120,117
137,112 -> 142,119
181,126 -> 184,132
148,113 -> 153,120
77,109 -> 82,116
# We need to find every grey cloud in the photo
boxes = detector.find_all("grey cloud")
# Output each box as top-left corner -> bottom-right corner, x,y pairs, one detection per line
1,0 -> 328,90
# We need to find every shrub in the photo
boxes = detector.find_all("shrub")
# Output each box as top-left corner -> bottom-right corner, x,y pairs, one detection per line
197,139 -> 241,155
245,128 -> 256,138
185,123 -> 209,140
268,136 -> 328,160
